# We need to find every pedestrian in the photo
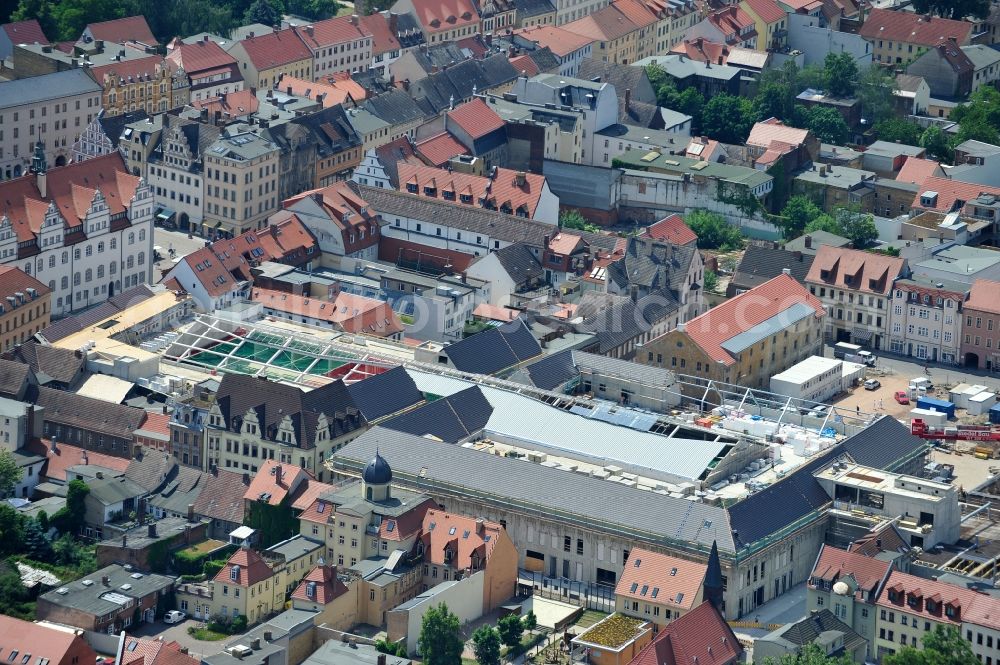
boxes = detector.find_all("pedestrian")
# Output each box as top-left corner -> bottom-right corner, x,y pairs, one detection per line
879,398 -> 884,409
856,405 -> 860,415
874,399 -> 877,410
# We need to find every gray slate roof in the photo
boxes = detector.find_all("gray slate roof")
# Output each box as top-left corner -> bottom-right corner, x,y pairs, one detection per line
39,564 -> 174,615
731,245 -> 815,291
364,88 -> 428,126
88,475 -> 147,505
382,385 -> 493,442
443,319 -> 542,374
0,69 -> 102,110
513,0 -> 556,17
346,365 -> 425,422
331,426 -> 736,553
607,236 -> 697,295
491,242 -> 544,285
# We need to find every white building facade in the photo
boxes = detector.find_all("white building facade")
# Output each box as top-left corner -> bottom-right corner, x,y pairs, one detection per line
886,278 -> 965,364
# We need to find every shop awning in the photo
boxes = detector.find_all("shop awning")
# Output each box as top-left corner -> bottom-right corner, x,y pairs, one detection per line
155,207 -> 174,220
852,328 -> 874,345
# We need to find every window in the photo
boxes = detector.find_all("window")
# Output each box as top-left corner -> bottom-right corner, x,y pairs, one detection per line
563,536 -> 571,552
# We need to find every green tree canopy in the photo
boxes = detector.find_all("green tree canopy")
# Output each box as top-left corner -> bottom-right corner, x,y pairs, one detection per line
497,613 -> 524,649
0,449 -> 22,499
805,214 -> 842,235
857,65 -> 899,126
763,644 -> 855,665
804,105 -> 850,144
836,206 -> 878,247
522,610 -> 537,632
884,625 -> 979,665
911,0 -> 988,19
52,479 -> 88,535
701,93 -> 756,144
824,52 -> 859,98
559,209 -> 599,233
0,503 -> 23,556
23,517 -> 52,560
418,604 -> 463,665
245,0 -> 281,25
686,210 -> 743,251
875,118 -> 923,146
919,125 -> 955,163
472,625 -> 502,665
780,195 -> 823,240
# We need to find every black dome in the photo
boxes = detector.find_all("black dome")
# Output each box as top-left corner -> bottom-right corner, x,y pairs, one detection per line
363,451 -> 392,485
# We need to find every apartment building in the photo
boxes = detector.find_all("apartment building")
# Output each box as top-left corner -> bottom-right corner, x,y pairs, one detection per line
202,132 -> 281,237
392,0 -> 482,42
295,16 -> 375,77
886,275 -> 966,364
92,56 -> 189,116
228,29 -> 314,90
0,150 -> 155,316
205,373 -> 367,481
807,545 -> 893,649
860,9 -> 971,65
740,0 -> 787,51
146,115 -> 220,233
551,0 -> 611,24
636,273 -> 825,389
0,267 -> 51,352
959,278 -> 1000,370
0,69 -> 102,180
166,38 -> 245,103
565,0 -> 656,65
805,246 -> 907,351
613,548 -> 707,630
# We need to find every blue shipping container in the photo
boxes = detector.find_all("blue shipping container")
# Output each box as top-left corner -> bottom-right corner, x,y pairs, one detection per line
990,403 -> 1000,425
916,396 -> 956,419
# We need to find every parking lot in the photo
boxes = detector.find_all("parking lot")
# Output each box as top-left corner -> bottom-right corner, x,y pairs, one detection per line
831,370 -> 916,421
130,617 -> 230,659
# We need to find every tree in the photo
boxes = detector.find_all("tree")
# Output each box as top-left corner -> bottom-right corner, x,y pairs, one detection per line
805,213 -> 841,235
764,644 -> 855,665
911,0 -> 988,19
651,74 -> 705,131
919,125 -> 955,163
779,196 -> 823,240
824,52 -> 858,98
0,503 -> 23,556
884,625 -> 979,665
498,613 -> 524,650
857,65 -> 899,126
686,210 -> 743,251
836,207 -> 878,247
245,0 -> 281,24
23,517 -> 52,560
559,209 -> 599,233
701,94 -> 756,144
0,449 -> 22,498
875,118 -> 923,146
418,604 -> 463,665
804,106 -> 850,144
522,610 -> 537,633
286,0 -> 341,19
52,479 -> 88,535
703,269 -> 719,292
472,625 -> 502,665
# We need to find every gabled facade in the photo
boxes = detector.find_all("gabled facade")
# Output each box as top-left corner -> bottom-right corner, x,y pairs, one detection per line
227,29 -> 314,90
886,276 -> 966,364
860,9 -> 971,66
165,38 -> 245,103
295,16 -> 375,78
283,181 -> 381,265
392,0 -> 483,43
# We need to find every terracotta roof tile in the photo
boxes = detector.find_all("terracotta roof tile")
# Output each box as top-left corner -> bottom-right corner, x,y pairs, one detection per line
876,570 -> 988,626
895,156 -> 942,186
191,89 -> 260,117
0,265 -> 51,300
614,548 -> 706,610
628,602 -> 742,665
236,29 -> 312,69
447,98 -> 505,140
294,16 -> 372,50
859,9 -> 971,46
0,615 -> 96,665
165,39 -> 237,74
414,132 -> 469,166
509,54 -> 540,76
910,175 -> 1000,213
26,438 -> 131,482
84,16 -> 157,45
214,547 -> 274,586
748,117 -> 810,150
811,545 -> 892,595
742,0 -> 785,23
291,564 -> 350,604
512,25 -> 594,57
357,13 -> 401,55
678,273 -> 825,365
643,214 -> 697,246
396,163 -> 548,217
418,509 -> 504,569
965,279 -> 1000,315
244,460 -> 313,506
805,245 -> 907,296
2,20 -> 48,46
251,288 -> 404,337
192,468 -> 248,524
408,0 -> 481,34
90,54 -> 167,87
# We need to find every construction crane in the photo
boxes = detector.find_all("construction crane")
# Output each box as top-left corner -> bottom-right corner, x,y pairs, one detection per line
911,419 -> 1000,441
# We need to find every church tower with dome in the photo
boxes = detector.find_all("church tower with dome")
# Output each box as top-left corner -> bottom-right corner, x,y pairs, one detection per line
362,449 -> 393,502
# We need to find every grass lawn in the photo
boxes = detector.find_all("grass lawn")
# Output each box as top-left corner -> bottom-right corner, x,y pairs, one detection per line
187,627 -> 228,641
574,610 -> 609,629
178,539 -> 227,557
336,5 -> 355,15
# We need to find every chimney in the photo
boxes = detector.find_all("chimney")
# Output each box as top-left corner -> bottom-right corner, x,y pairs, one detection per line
122,535 -> 127,547
49,437 -> 58,453
102,575 -> 110,586
148,523 -> 157,538
264,630 -> 273,641
351,13 -> 359,24
377,655 -> 387,665
624,88 -> 631,111
306,25 -> 314,37
251,638 -> 261,650
515,171 -> 526,186
782,268 -> 791,275
96,471 -> 104,479
243,472 -> 250,485
179,648 -> 188,655
214,110 -> 222,125
402,78 -> 410,91
804,234 -> 812,249
793,250 -> 803,262
203,35 -> 209,42
476,518 -> 485,535
187,503 -> 195,521
274,464 -> 283,486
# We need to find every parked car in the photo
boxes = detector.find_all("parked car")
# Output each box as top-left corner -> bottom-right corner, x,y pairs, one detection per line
864,379 -> 881,391
894,391 -> 910,404
164,610 -> 186,624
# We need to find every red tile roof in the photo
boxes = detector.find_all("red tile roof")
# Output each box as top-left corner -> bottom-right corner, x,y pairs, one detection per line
358,13 -> 401,55
707,5 -> 757,39
294,16 -> 372,50
252,288 -> 404,337
474,303 -> 519,322
643,214 -> 697,246
244,460 -> 313,506
290,478 -> 336,511
748,117 -> 810,150
215,547 -> 275,587
2,20 -> 48,46
137,411 -> 171,437
613,0 -> 660,28
877,570 -> 987,626
679,273 -> 825,365
277,76 -> 355,108
418,509 -> 505,569
512,25 -> 595,57
0,153 -> 142,243
191,89 -> 260,117
566,5 -> 644,42
614,548 -> 707,611
26,438 -> 131,482
84,16 -> 157,45
409,0 -> 481,34
166,39 -> 237,74
447,98 -> 505,140
0,615 -> 97,665
742,0 -> 786,23
806,245 -> 907,296
628,602 -> 742,665
414,132 -> 469,166
121,636 -> 199,665
396,163 -> 548,217
91,54 -> 168,87
547,232 -> 585,256
965,279 -> 1000,315
811,545 -> 892,598
895,156 -> 942,186
316,72 -> 368,101
910,175 -> 1000,214
859,9 -> 971,46
0,265 -> 50,300
509,54 -> 539,77
291,564 -> 350,605
381,498 -> 434,541
237,29 -> 312,69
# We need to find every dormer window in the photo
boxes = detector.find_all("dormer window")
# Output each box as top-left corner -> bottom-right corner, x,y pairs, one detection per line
406,183 -> 417,193
460,193 -> 473,204
820,269 -> 830,280
423,186 -> 437,196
